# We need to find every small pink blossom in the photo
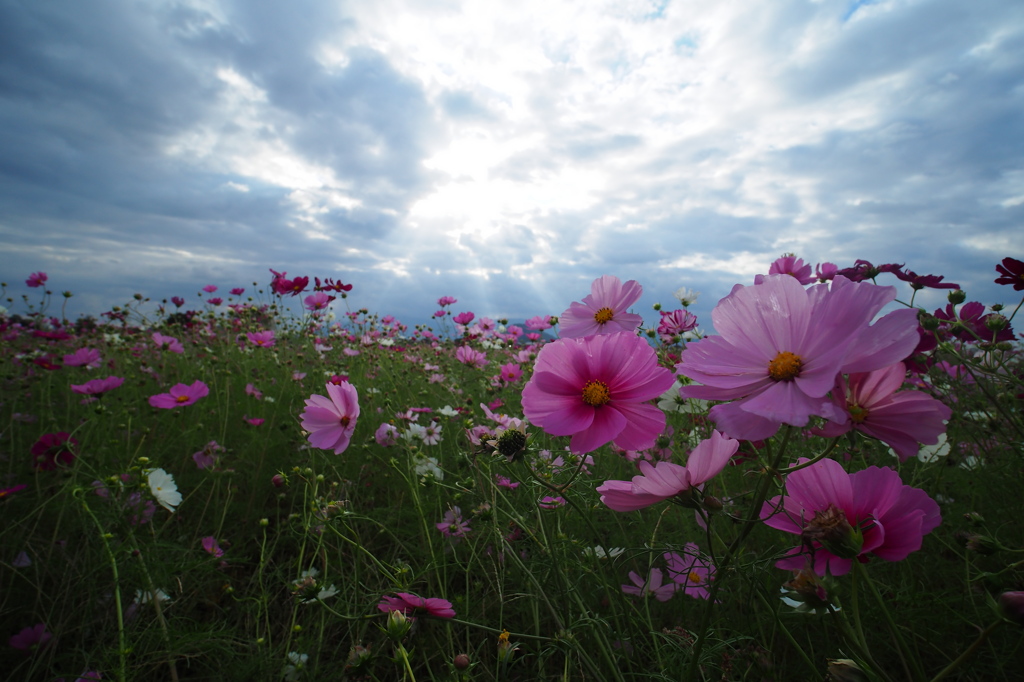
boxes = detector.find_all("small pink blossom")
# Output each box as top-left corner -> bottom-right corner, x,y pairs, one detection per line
300,382 -> 360,454
63,348 -> 102,368
377,593 -> 455,619
757,256 -> 815,285
201,536 -> 224,558
245,383 -> 263,399
31,432 -> 78,470
9,622 -> 51,651
558,275 -> 643,338
664,543 -> 715,600
437,296 -> 457,306
456,346 -> 488,368
621,569 -> 675,601
152,332 -> 184,354
192,441 -> 224,469
452,311 -> 475,326
246,330 -> 276,348
26,272 -> 48,288
436,506 -> 471,541
203,284 -> 218,293
230,287 -> 245,296
495,475 -> 520,490
498,363 -> 523,383
304,292 -> 335,311
71,376 -> 124,396
244,416 -> 265,426
375,423 -> 399,447
148,380 -> 210,409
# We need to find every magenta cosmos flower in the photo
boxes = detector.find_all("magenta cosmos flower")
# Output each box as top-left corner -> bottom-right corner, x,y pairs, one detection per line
677,275 -> 920,440
25,272 -> 48,288
148,380 -> 209,409
31,432 -> 78,470
814,362 -> 952,461
378,593 -> 455,619
621,568 -> 676,601
597,430 -> 738,511
63,347 -> 102,368
522,331 -> 675,454
760,457 -> 941,576
300,381 -> 360,454
558,275 -> 644,338
664,543 -> 715,600
995,257 -> 1024,290
71,376 -> 124,396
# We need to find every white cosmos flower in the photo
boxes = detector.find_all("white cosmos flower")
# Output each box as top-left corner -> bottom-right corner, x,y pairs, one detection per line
673,287 -> 700,307
914,433 -> 950,464
147,468 -> 182,512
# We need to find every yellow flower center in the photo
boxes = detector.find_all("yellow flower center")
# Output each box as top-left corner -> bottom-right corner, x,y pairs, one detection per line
593,307 -> 615,324
768,351 -> 803,381
581,380 -> 611,406
688,571 -> 702,584
848,404 -> 869,423
175,395 -> 190,403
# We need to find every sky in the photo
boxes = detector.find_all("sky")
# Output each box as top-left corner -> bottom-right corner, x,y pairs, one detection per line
1,0 -> 1023,334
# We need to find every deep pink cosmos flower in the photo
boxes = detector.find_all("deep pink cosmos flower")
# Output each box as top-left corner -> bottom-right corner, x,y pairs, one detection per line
522,331 -> 675,454
664,543 -> 715,600
300,382 -> 360,454
63,348 -> 102,368
31,432 -> 78,470
207,297 -> 223,306
499,363 -> 523,383
815,262 -> 838,282
437,296 -> 457,307
558,275 -> 643,338
25,272 -> 48,288
657,309 -> 698,342
597,431 -> 738,511
148,380 -> 210,409
152,332 -> 184,354
757,256 -> 815,285
230,287 -> 245,296
835,260 -> 904,283
621,568 -> 675,601
202,285 -> 218,293
814,363 -> 952,461
246,330 -> 276,347
171,296 -> 185,307
9,622 -> 51,651
452,311 -> 475,326
436,506 -> 471,540
71,376 -> 124,396
995,257 -> 1024,290
378,593 -> 455,619
894,269 -> 960,290
677,275 -> 920,440
760,457 -> 941,576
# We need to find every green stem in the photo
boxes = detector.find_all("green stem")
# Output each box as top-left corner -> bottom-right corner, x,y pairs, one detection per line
928,620 -> 1004,682
856,562 -> 925,682
79,494 -> 127,682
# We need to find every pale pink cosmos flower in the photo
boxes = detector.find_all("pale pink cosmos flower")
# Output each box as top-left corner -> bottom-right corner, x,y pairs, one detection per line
63,348 -> 102,369
300,382 -> 360,454
814,362 -> 952,461
245,383 -> 263,400
304,292 -> 335,311
247,330 -> 276,348
664,543 -> 715,601
597,431 -> 738,512
677,275 -> 920,440
558,275 -> 643,338
522,331 -> 675,455
202,284 -> 218,293
148,380 -> 209,409
152,332 -> 184,354
378,593 -> 455,619
756,256 -> 815,285
71,376 -> 124,396
456,346 -> 488,368
760,457 -> 941,576
621,568 -> 675,602
499,363 -> 523,383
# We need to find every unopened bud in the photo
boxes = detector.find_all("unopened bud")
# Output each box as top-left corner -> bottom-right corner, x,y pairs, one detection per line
385,610 -> 412,642
985,314 -> 1008,332
947,289 -> 966,305
453,653 -> 471,670
827,658 -> 869,682
999,591 -> 1024,627
919,313 -> 940,331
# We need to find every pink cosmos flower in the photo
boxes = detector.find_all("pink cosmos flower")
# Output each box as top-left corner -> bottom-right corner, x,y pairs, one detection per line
499,363 -> 523,383
202,285 -> 218,293
71,376 -> 124,396
245,383 -> 263,400
621,568 -> 675,601
304,292 -> 335,311
558,275 -> 643,338
192,441 -> 224,469
152,332 -> 184,354
31,432 -> 78,470
300,382 -> 360,454
207,297 -> 223,306
26,272 -> 48,288
247,330 -> 276,347
664,543 -> 715,600
436,506 -> 471,540
524,315 -> 552,331
148,380 -> 210,409
378,593 -> 455,619
230,287 -> 245,296
656,309 -> 698,342
437,296 -> 457,307
452,311 -> 475,326
9,622 -> 51,651
170,296 -> 185,307
756,256 -> 815,285
63,348 -> 102,368
677,275 -> 920,440
374,423 -> 398,447
456,345 -> 488,368
202,536 -> 224,558
244,416 -> 265,426
597,430 -> 738,511
522,331 -> 675,454
815,262 -> 838,282
495,475 -> 520,490
760,457 -> 941,576
814,363 -> 952,461
995,257 -> 1024,290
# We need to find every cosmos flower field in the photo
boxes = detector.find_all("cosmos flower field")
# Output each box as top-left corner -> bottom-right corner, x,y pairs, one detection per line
2,258 -> 1023,681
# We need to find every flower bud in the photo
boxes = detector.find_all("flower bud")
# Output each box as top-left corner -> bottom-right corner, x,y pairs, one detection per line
827,658 -> 869,682
984,314 -> 1008,332
999,591 -> 1024,627
919,313 -> 940,331
385,610 -> 412,642
272,474 -> 287,488
453,653 -> 471,670
947,289 -> 966,304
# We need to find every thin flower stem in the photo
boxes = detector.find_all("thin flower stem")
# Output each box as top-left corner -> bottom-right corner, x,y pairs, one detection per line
856,562 -> 926,682
927,620 -> 1004,682
78,493 -> 127,682
684,425 -> 794,681
396,642 -> 418,681
826,604 -> 896,682
754,589 -> 818,678
778,437 -> 841,474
